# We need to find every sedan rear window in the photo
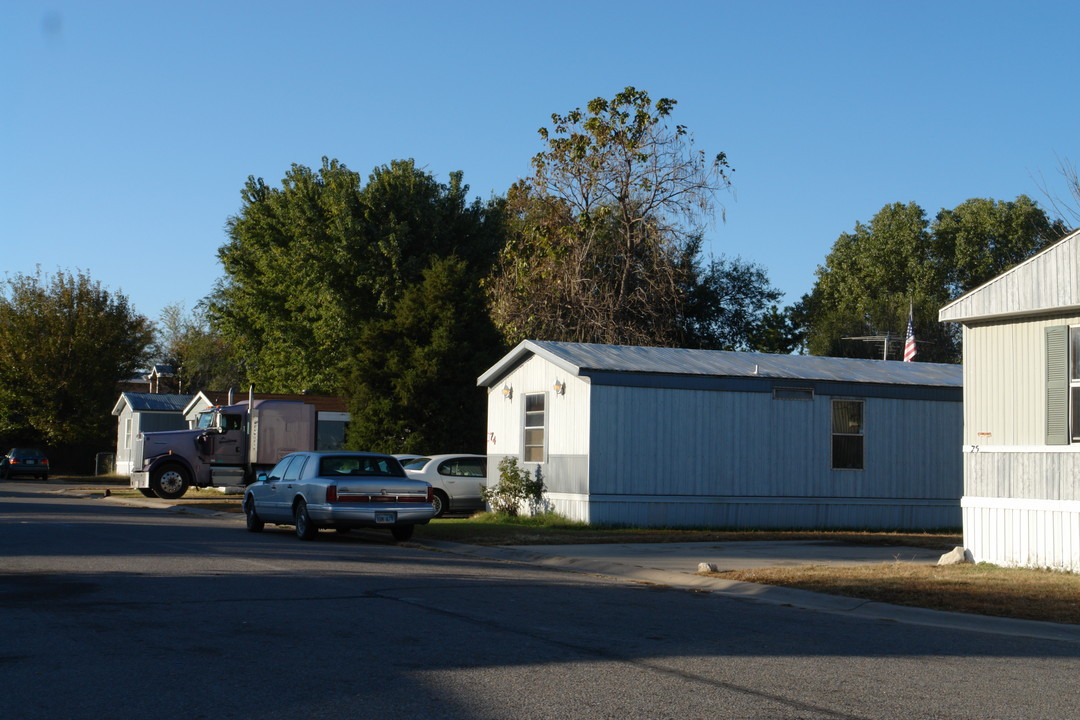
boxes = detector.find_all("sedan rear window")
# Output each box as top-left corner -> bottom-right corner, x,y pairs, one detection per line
320,456 -> 404,477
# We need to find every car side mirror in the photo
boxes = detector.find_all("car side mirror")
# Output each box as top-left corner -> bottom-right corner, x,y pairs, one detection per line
257,472 -> 269,483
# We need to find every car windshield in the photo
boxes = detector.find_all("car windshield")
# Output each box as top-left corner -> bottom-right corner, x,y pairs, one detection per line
320,456 -> 404,477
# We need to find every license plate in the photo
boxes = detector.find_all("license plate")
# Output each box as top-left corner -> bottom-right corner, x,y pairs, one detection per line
375,512 -> 396,524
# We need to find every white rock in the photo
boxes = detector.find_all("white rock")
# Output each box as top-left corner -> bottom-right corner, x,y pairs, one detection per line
697,562 -> 719,573
937,546 -> 973,566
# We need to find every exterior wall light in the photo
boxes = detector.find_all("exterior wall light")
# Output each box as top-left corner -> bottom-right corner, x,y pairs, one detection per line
553,380 -> 565,395
502,384 -> 513,400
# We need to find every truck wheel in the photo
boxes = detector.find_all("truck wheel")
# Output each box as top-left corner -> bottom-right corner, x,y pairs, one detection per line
244,496 -> 264,532
431,490 -> 450,518
294,499 -> 317,540
150,464 -> 190,499
390,525 -> 414,542
137,488 -> 157,498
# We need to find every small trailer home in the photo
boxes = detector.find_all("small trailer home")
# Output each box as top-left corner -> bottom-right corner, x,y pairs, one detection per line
112,392 -> 193,475
478,340 -> 963,530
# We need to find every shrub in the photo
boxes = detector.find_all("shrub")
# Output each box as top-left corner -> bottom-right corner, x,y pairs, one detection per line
482,457 -> 545,517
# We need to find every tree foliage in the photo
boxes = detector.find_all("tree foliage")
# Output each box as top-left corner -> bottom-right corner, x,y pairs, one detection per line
802,196 -> 1066,362
344,257 -> 505,454
0,269 -> 153,448
154,302 -> 245,393
210,158 -> 504,394
487,87 -> 772,349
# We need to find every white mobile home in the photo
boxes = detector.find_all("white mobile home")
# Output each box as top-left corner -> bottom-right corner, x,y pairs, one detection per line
939,229 -> 1080,571
479,341 -> 963,530
112,393 -> 194,475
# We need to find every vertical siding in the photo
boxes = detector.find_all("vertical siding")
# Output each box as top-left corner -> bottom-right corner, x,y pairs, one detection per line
962,314 -> 1080,446
963,498 -> 1080,571
589,385 -> 960,502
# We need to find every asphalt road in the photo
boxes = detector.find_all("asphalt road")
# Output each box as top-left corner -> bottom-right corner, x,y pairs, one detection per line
3,480 -> 1080,720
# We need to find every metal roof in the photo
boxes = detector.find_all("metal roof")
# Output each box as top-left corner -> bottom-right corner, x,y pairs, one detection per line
939,228 -> 1080,324
478,340 -> 963,388
112,392 -> 194,415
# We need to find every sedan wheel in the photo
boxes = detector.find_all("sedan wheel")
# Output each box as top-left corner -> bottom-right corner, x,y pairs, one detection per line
294,500 -> 317,540
431,490 -> 448,519
244,497 -> 264,533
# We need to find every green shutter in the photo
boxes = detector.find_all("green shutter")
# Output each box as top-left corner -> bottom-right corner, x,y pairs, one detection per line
1046,325 -> 1069,445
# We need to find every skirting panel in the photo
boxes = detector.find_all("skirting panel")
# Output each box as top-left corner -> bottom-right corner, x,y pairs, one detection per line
962,496 -> 1080,571
535,493 -> 959,530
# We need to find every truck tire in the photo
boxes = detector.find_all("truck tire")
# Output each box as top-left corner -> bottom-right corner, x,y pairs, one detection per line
150,464 -> 190,499
137,488 -> 157,498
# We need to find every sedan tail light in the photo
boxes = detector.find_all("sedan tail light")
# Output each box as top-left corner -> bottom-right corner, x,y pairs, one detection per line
326,484 -> 338,503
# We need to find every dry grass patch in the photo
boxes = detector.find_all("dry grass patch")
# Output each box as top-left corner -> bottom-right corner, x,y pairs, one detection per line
711,563 -> 1080,625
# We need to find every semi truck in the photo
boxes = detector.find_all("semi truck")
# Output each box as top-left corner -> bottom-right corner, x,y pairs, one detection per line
129,394 -> 318,499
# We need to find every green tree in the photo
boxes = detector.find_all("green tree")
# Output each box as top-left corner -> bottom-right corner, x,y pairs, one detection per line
932,196 -> 1066,296
803,196 -> 1065,362
155,302 -> 245,393
210,158 -> 503,394
682,253 -> 787,351
0,269 -> 153,451
344,257 -> 505,453
488,87 -> 751,348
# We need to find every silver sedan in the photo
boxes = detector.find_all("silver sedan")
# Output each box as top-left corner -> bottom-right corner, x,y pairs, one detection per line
243,451 -> 436,541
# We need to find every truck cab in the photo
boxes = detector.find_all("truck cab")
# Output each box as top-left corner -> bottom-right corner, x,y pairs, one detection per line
129,400 -> 317,499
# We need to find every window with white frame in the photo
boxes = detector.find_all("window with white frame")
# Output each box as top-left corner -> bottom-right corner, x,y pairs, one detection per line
831,399 -> 864,470
523,393 -> 546,462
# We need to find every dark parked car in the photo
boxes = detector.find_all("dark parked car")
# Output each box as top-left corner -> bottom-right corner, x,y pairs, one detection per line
1,448 -> 50,480
243,451 -> 436,541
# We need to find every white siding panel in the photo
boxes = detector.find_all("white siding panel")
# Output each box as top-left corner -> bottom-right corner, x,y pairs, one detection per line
963,496 -> 1080,571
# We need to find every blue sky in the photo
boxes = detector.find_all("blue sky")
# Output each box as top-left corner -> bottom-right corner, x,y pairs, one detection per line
5,1 -> 1079,327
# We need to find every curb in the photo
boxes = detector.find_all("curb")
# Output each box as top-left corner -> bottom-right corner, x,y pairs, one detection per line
414,539 -> 1080,646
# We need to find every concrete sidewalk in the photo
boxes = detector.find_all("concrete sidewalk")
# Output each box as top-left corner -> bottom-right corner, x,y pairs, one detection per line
416,538 -> 1080,646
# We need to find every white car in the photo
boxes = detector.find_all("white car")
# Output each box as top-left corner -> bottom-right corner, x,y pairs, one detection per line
243,451 -> 436,541
402,454 -> 487,518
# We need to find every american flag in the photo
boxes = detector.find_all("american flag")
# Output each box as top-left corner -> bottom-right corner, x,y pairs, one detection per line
903,307 -> 917,362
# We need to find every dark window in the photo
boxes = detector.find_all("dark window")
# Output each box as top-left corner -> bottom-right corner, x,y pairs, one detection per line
832,400 -> 864,470
319,455 -> 403,477
283,456 -> 306,481
268,455 -> 296,482
774,387 -> 814,401
438,458 -> 486,477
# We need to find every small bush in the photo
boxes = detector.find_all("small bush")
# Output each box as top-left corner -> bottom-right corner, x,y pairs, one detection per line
482,457 -> 545,517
